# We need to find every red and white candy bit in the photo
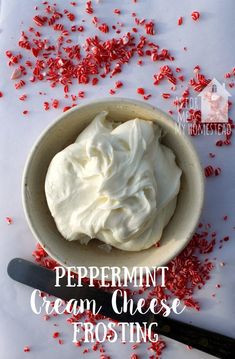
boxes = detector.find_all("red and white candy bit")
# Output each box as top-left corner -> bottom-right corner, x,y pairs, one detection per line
98,23 -> 109,33
43,102 -> 50,111
130,355 -> 139,359
78,25 -> 84,32
31,47 -> 40,57
0,91 -> 3,97
216,140 -> 223,147
113,9 -> 121,15
52,99 -> 59,108
115,80 -> 123,88
178,16 -> 183,26
154,65 -> 177,86
52,332 -> 60,338
137,87 -> 145,95
67,12 -> 75,21
191,11 -> 200,21
86,1 -> 93,14
204,165 -> 214,177
33,15 -> 46,27
15,80 -> 25,89
145,21 -> 155,35
214,167 -> 222,176
162,93 -> 171,99
5,217 -> 13,224
23,346 -> 30,353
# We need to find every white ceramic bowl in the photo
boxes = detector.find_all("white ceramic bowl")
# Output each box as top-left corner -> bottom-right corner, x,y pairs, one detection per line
22,98 -> 204,277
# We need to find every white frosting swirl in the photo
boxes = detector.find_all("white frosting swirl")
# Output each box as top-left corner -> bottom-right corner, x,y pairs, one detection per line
45,111 -> 182,251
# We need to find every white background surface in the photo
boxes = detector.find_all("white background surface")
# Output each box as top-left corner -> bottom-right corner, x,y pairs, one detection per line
0,0 -> 235,358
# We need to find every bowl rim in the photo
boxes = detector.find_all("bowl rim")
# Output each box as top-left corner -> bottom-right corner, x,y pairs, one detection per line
22,97 -> 205,269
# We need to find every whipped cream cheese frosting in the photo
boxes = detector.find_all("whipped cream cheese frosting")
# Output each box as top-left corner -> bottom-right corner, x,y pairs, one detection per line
45,111 -> 182,251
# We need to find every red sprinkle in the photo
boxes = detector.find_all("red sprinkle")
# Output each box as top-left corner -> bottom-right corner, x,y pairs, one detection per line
162,93 -> 171,99
214,168 -> 222,176
33,15 -> 45,27
191,11 -> 200,21
23,346 -> 30,353
204,165 -> 214,177
86,1 -> 93,14
178,17 -> 183,26
137,87 -> 145,95
53,332 -> 60,338
114,9 -> 121,15
5,217 -> 13,224
145,21 -> 155,35
115,81 -> 123,88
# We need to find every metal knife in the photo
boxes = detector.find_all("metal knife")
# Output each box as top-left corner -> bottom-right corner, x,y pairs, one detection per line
7,258 -> 235,359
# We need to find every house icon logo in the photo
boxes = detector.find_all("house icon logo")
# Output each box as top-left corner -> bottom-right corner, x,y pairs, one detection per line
198,78 -> 231,123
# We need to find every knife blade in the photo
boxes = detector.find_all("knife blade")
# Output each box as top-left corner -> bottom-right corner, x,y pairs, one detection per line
7,258 -> 235,358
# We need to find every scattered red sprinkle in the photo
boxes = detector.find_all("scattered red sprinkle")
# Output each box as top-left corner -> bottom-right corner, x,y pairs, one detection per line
78,91 -> 85,98
23,110 -> 29,115
98,23 -> 109,34
43,102 -> 50,111
23,346 -> 30,353
214,168 -> 222,176
216,140 -> 223,147
33,15 -> 45,27
63,106 -> 71,112
86,1 -> 93,15
19,94 -> 27,101
204,166 -> 214,177
137,87 -> 145,95
115,81 -> 123,88
92,77 -> 99,86
145,21 -> 155,35
162,93 -> 171,99
15,80 -> 25,90
53,332 -> 60,338
114,9 -> 121,15
52,99 -> 59,109
5,217 -> 13,225
191,11 -> 200,22
178,17 -> 183,26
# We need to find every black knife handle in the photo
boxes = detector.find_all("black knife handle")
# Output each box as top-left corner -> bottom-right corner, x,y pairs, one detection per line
155,315 -> 235,359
